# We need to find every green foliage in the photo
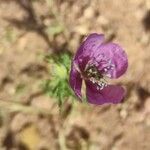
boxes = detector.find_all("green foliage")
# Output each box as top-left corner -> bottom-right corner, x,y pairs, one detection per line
42,52 -> 75,107
15,83 -> 26,94
46,24 -> 64,36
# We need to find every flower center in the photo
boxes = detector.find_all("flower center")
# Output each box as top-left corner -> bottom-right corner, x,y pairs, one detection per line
84,64 -> 108,90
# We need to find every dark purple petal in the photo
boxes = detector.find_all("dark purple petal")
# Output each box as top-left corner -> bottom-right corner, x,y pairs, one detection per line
69,62 -> 82,99
86,81 -> 125,105
96,43 -> 128,78
75,33 -> 105,61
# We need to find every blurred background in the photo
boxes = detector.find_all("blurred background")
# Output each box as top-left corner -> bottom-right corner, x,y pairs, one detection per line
0,0 -> 150,150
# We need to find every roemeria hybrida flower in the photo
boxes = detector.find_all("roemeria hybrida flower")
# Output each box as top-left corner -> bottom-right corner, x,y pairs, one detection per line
69,33 -> 128,105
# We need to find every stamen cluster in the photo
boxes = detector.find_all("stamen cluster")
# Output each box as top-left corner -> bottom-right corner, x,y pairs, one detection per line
84,64 -> 107,90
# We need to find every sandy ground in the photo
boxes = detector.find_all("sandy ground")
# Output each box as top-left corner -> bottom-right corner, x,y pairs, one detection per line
0,0 -> 150,150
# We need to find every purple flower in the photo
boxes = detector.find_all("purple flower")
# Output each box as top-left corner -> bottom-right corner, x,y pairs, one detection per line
69,33 -> 128,105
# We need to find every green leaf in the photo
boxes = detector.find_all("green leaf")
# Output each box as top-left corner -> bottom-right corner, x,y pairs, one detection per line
42,52 -> 75,107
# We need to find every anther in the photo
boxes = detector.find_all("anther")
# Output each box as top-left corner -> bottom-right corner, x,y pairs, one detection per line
104,68 -> 107,72
97,86 -> 100,90
106,74 -> 111,78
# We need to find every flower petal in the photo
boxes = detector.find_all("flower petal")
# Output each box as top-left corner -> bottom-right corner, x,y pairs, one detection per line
96,43 -> 128,78
86,81 -> 125,105
69,62 -> 82,99
75,33 -> 105,60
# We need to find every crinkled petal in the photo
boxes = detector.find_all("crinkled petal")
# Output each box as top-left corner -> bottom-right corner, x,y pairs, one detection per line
69,62 -> 82,99
96,43 -> 128,78
86,81 -> 125,105
75,33 -> 105,60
